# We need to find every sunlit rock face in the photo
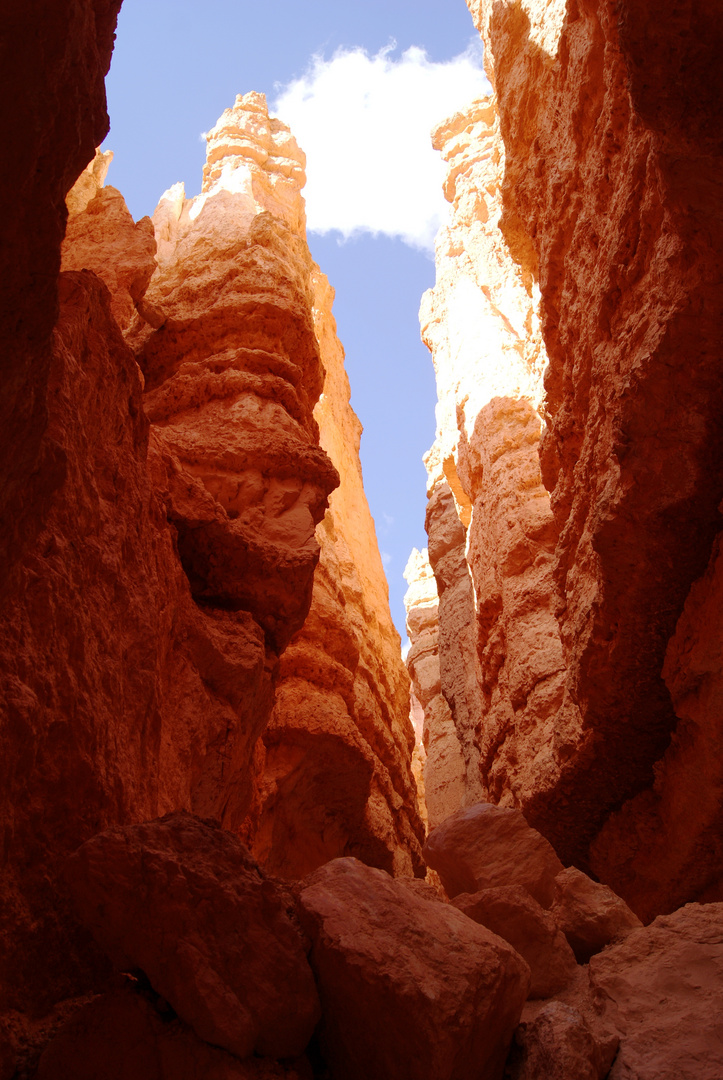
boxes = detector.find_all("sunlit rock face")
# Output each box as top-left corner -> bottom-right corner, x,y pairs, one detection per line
0,81 -> 422,1069
417,95 -> 566,830
240,267 -> 426,879
468,0 -> 723,918
404,547 -> 466,828
417,0 -> 723,919
142,93 -> 339,653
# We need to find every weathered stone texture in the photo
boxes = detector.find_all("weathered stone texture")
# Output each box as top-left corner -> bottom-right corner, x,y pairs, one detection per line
505,1001 -> 618,1080
38,987 -> 313,1080
423,484 -> 486,807
417,92 -> 565,829
1,86 -> 359,1070
424,803 -> 564,908
404,547 -> 466,828
239,264 -> 425,879
589,903 -> 723,1079
65,813 -> 320,1060
552,867 -> 642,963
418,0 -> 723,918
298,857 -> 530,1080
453,885 -> 577,999
0,0 -> 123,595
462,0 -> 723,915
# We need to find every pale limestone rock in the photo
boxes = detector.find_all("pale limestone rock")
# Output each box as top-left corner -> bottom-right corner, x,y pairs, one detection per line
417,92 -> 567,830
424,481 -> 485,805
65,147 -> 114,216
404,547 -> 466,828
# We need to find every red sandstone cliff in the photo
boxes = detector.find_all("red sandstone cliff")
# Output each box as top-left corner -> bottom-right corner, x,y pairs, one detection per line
239,265 -> 424,878
404,547 -> 467,828
0,75 -> 422,1072
413,94 -> 564,830
415,0 -> 723,922
5,2 -> 723,1076
471,0 -> 723,919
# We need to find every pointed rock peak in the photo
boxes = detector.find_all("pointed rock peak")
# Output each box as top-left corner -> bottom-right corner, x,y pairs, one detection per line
196,90 -> 307,231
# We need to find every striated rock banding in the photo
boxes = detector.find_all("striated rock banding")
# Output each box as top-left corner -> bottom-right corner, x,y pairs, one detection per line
0,78 -> 421,1070
415,0 -> 723,920
461,0 -> 723,915
239,265 -> 425,879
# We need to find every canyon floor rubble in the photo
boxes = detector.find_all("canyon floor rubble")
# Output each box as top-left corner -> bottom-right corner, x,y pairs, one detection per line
452,885 -> 578,999
65,812 -> 321,1061
424,803 -> 564,907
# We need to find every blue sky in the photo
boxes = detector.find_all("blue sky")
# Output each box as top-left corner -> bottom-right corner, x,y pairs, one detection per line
104,0 -> 486,637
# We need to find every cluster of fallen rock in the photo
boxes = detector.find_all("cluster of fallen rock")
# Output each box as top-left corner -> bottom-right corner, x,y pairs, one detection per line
36,806 -> 723,1079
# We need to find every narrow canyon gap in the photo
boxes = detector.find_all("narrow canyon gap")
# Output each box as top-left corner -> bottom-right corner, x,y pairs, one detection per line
1,2 -> 723,1079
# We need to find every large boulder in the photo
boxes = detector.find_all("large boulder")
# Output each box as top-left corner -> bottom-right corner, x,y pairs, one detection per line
589,902 -> 723,1078
505,1001 -> 619,1080
37,984 -> 312,1080
551,867 -> 642,963
453,886 -> 577,998
424,804 -> 563,906
64,812 -> 320,1060
298,857 -> 530,1080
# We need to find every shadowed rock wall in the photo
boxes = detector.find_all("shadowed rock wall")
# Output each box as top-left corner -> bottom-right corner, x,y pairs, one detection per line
0,64 -> 421,1072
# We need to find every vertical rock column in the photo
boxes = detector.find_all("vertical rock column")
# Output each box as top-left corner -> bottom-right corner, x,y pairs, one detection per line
239,264 -> 426,879
468,0 -> 723,913
417,97 -> 566,818
404,548 -> 466,828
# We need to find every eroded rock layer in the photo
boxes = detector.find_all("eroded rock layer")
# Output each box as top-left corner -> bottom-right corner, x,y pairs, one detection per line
404,547 -> 466,828
415,93 -> 565,830
469,0 -> 723,915
239,265 -> 425,878
0,81 -> 421,1070
417,0 -> 723,920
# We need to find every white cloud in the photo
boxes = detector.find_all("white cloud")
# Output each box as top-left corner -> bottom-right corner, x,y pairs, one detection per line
272,42 -> 489,253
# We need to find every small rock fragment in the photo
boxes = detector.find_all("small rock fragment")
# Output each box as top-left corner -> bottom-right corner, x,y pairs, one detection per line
505,1001 -> 619,1080
552,866 -> 642,962
453,885 -> 578,998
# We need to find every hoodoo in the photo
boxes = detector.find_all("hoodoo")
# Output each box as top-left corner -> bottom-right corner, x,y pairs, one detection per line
2,0 -> 723,1078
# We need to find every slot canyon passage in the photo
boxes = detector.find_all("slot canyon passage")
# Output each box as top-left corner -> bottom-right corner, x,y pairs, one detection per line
2,0 -> 723,1077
